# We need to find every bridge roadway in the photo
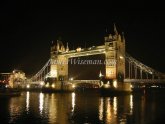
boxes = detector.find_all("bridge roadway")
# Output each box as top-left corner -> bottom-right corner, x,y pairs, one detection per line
30,79 -> 165,86
72,79 -> 165,84
124,79 -> 165,83
70,80 -> 100,85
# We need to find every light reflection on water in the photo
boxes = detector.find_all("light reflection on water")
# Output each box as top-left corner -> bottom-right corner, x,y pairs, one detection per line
113,97 -> 117,115
8,94 -> 23,124
71,92 -> 76,112
130,95 -> 133,114
99,98 -> 103,121
0,91 -> 165,124
106,97 -> 111,123
39,92 -> 44,114
98,97 -> 118,123
48,94 -> 57,123
26,91 -> 30,112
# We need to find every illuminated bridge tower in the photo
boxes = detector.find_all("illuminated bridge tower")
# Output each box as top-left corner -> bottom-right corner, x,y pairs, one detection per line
104,25 -> 131,91
50,40 -> 69,81
104,24 -> 126,84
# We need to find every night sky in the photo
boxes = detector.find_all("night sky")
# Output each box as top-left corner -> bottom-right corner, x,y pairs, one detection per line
0,1 -> 165,78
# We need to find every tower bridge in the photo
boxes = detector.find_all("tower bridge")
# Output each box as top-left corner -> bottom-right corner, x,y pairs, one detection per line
30,25 -> 165,92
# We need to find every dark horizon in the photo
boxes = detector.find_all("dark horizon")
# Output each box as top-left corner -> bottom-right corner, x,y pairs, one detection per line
0,1 -> 165,77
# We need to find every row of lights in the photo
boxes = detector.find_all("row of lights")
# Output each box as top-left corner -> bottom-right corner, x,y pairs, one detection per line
101,80 -> 118,88
0,80 -> 9,83
26,81 -> 76,89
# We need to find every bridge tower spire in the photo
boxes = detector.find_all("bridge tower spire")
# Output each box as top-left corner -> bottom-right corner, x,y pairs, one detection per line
99,70 -> 103,78
114,23 -> 118,36
66,42 -> 69,52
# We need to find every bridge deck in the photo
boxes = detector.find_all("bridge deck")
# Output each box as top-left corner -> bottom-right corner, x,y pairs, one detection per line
124,79 -> 165,83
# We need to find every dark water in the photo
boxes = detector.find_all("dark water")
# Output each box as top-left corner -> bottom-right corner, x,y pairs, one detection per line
0,90 -> 165,124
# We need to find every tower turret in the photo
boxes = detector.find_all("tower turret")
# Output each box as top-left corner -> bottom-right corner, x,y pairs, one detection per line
114,23 -> 118,36
66,42 -> 69,52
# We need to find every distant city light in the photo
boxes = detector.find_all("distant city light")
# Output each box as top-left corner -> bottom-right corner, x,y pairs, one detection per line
70,77 -> 73,81
119,56 -> 123,59
76,47 -> 81,52
40,81 -> 44,86
26,84 -> 30,88
104,84 -> 110,88
72,84 -> 75,88
5,85 -> 9,88
45,83 -> 49,88
51,84 -> 55,88
113,80 -> 117,88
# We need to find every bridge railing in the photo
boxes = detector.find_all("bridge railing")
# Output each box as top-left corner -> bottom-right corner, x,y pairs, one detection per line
70,80 -> 100,85
125,53 -> 165,79
124,79 -> 165,83
31,59 -> 51,81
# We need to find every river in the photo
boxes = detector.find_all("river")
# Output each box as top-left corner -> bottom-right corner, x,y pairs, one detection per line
0,90 -> 165,124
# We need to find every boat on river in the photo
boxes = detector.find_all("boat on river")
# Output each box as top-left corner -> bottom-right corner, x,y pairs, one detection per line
0,84 -> 21,97
100,87 -> 131,96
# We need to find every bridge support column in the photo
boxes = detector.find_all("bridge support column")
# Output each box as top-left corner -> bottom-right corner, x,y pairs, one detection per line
152,75 -> 154,79
146,73 -> 148,79
130,62 -> 133,78
140,69 -> 142,79
129,62 -> 131,79
135,66 -> 137,79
